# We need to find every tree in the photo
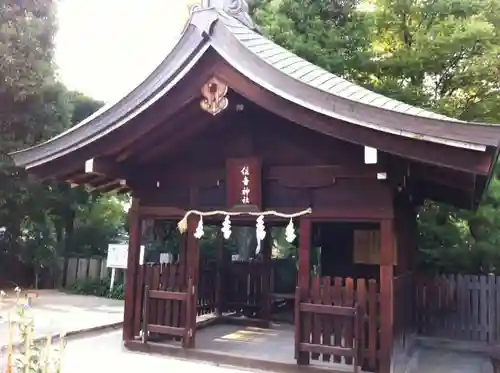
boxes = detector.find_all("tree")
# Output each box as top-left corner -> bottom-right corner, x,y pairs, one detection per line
370,0 -> 500,273
0,1 -> 127,288
252,0 -> 375,82
253,0 -> 500,274
0,0 -> 63,256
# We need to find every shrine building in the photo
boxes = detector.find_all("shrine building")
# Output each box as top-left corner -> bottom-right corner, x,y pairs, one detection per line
10,1 -> 500,372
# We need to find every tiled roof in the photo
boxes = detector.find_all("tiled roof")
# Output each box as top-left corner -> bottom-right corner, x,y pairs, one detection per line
217,11 -> 459,122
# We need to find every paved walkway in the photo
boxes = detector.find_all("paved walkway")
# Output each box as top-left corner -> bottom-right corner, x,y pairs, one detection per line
61,330 -> 258,373
414,347 -> 492,373
0,290 -> 123,347
61,329 -> 495,373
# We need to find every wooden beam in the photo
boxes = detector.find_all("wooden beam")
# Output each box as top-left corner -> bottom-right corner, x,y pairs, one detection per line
123,198 -> 141,342
127,164 -> 388,191
184,215 -> 199,348
90,179 -> 127,193
411,180 -> 474,209
64,173 -> 98,184
379,219 -> 395,373
297,217 -> 311,365
85,157 -> 127,179
267,165 -> 385,188
137,205 -> 393,220
410,163 -> 475,191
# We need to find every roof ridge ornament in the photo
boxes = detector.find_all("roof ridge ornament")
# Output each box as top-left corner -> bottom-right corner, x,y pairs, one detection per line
201,0 -> 258,30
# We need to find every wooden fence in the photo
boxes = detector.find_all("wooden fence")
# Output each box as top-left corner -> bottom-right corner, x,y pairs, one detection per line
415,274 -> 500,343
60,257 -> 112,288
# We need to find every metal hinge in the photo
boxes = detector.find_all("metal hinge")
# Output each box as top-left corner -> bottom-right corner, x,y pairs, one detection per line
188,329 -> 193,337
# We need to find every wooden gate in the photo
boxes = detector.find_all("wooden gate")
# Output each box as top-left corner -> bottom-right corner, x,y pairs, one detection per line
139,263 -> 196,347
294,277 -> 380,372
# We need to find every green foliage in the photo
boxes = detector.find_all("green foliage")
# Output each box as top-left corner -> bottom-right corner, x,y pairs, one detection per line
68,277 -> 124,300
253,0 -> 375,82
70,195 -> 127,257
253,0 -> 500,274
0,0 -> 126,287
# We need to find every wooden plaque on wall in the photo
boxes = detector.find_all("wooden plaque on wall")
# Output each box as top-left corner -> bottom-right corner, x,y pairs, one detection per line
226,157 -> 262,210
353,229 -> 398,265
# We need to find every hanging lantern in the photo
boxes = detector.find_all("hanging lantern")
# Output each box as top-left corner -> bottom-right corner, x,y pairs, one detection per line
194,216 -> 204,239
256,215 -> 266,242
221,215 -> 232,239
285,218 -> 296,243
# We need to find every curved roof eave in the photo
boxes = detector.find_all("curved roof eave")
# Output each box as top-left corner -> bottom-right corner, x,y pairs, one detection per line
11,7 -> 500,172
10,23 -> 209,169
209,10 -> 500,150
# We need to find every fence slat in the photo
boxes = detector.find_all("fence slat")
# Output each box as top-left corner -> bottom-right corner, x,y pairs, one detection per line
310,276 -> 321,360
488,274 -> 496,343
367,279 -> 377,370
332,277 -> 343,364
65,258 -> 78,287
356,278 -> 367,368
322,277 -> 333,362
87,258 -> 101,280
457,274 -> 464,339
465,275 -> 472,340
472,276 -> 480,340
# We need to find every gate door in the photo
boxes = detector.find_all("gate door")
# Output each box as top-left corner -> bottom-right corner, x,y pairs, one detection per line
140,263 -> 195,347
294,285 -> 364,372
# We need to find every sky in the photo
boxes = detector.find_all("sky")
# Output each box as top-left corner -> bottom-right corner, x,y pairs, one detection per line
55,0 -> 198,103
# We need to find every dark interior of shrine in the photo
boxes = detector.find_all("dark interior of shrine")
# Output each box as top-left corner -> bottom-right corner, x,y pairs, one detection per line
316,222 -> 380,281
139,218 -> 381,326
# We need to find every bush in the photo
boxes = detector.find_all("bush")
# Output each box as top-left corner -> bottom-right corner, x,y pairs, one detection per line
68,277 -> 124,300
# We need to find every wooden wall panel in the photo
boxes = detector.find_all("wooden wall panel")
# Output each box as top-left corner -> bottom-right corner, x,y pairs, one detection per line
137,186 -> 190,207
128,105 -> 393,214
198,184 -> 226,207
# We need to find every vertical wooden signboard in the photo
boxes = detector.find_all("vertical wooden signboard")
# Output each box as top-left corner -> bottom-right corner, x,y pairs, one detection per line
226,157 -> 262,210
353,229 -> 398,265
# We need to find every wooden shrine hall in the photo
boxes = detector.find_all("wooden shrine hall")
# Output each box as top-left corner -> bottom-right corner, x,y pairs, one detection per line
10,1 -> 500,372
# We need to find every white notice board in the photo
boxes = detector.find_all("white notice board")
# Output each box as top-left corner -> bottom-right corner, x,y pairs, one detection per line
107,244 -> 144,269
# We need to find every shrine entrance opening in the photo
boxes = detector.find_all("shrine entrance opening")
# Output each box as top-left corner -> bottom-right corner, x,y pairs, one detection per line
129,213 -> 382,373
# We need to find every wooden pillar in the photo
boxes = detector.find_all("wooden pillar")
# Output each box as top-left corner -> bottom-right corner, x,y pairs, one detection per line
184,215 -> 200,349
296,217 -> 311,365
215,231 -> 224,317
379,219 -> 395,373
178,230 -> 188,283
178,225 -> 188,338
260,234 -> 272,326
123,198 -> 141,342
